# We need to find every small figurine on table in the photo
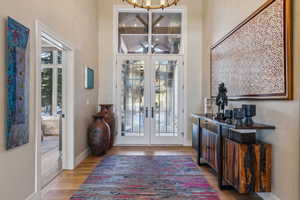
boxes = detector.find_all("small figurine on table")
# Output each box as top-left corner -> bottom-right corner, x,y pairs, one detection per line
215,83 -> 228,120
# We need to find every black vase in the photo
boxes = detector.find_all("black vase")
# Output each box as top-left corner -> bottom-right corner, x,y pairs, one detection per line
242,104 -> 256,126
233,108 -> 244,128
224,110 -> 233,124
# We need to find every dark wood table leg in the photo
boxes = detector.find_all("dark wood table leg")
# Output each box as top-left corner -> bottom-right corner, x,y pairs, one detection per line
198,119 -> 203,166
217,126 -> 232,190
217,125 -> 224,189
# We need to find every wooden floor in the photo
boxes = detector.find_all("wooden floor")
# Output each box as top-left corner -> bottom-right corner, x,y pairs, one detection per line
42,146 -> 262,200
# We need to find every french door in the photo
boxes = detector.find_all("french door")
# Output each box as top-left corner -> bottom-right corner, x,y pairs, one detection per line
116,55 -> 183,145
40,35 -> 66,188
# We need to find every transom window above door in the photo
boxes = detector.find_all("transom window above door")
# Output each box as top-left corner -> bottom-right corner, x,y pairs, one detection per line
118,10 -> 183,55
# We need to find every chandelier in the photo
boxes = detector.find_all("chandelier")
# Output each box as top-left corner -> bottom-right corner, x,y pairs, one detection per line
122,0 -> 180,10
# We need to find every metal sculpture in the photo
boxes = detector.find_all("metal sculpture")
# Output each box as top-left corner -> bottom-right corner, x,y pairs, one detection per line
215,83 -> 228,120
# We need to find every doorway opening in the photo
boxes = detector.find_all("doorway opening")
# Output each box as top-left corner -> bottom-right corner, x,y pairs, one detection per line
35,21 -> 75,195
40,37 -> 64,187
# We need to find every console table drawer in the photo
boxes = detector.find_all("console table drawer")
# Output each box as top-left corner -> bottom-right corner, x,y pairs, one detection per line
200,120 -> 219,133
201,129 -> 218,171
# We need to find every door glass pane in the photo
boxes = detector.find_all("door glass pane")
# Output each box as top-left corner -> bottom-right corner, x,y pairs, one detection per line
152,35 -> 181,54
57,50 -> 62,64
121,60 -> 145,136
41,68 -> 53,116
119,12 -> 149,54
152,13 -> 182,34
152,13 -> 182,54
155,60 -> 178,136
41,51 -> 53,64
120,35 -> 149,54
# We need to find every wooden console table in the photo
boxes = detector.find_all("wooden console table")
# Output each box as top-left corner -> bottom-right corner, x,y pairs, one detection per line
191,113 -> 275,194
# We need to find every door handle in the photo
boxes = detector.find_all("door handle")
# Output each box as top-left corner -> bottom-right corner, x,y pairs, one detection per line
145,107 -> 149,118
151,107 -> 154,118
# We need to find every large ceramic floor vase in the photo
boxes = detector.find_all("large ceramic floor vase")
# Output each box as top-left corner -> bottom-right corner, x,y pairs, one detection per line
99,104 -> 116,149
88,114 -> 110,156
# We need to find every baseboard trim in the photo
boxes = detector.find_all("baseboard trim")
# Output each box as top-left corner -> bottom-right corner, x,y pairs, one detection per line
183,141 -> 192,146
115,144 -> 184,147
25,192 -> 39,200
257,193 -> 280,200
75,148 -> 90,168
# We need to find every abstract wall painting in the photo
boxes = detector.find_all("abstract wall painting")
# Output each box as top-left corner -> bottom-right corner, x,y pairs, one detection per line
6,17 -> 30,150
211,0 -> 292,100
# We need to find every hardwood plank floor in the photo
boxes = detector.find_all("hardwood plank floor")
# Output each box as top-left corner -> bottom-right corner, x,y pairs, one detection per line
42,146 -> 262,200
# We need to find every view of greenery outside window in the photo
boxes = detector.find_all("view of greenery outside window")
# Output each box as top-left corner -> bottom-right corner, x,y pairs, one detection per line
57,50 -> 62,64
41,68 -> 53,115
57,68 -> 63,114
41,48 -> 63,116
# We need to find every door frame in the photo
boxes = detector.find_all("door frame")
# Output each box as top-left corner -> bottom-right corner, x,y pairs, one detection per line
115,55 -> 184,145
112,5 -> 188,146
35,21 -> 75,197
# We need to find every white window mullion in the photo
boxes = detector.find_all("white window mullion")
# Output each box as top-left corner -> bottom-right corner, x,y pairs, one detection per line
41,64 -> 53,70
149,10 -> 153,56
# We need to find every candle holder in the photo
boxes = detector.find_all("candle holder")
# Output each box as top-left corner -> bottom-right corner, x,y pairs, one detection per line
224,110 -> 233,124
204,98 -> 214,117
233,108 -> 244,128
242,104 -> 256,127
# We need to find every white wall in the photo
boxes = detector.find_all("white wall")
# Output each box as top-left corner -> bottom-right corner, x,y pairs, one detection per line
0,0 -> 99,199
202,0 -> 300,199
98,0 -> 204,145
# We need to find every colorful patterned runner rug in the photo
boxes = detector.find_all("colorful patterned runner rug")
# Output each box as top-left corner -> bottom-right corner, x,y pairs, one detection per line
71,155 -> 219,200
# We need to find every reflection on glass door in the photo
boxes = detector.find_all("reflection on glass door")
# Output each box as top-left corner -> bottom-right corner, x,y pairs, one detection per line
117,57 -> 182,145
118,12 -> 149,54
154,60 -> 178,136
150,58 -> 182,144
121,60 -> 145,136
118,58 -> 150,144
151,12 -> 182,54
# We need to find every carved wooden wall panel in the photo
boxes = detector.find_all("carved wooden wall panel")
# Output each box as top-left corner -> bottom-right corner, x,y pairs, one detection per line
211,0 -> 292,99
